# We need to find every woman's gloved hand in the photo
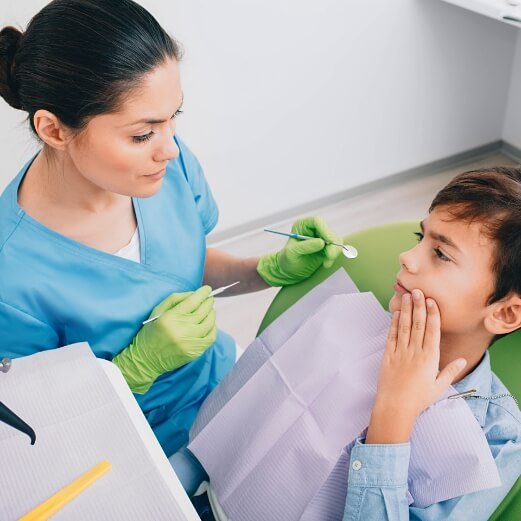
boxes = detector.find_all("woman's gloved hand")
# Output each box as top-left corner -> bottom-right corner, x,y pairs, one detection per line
112,286 -> 217,394
256,216 -> 343,287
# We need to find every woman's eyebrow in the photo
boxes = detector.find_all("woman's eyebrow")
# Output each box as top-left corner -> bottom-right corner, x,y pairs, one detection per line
420,220 -> 461,253
125,94 -> 184,126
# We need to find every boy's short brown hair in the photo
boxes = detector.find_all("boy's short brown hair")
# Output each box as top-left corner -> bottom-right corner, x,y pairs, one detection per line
429,167 -> 521,306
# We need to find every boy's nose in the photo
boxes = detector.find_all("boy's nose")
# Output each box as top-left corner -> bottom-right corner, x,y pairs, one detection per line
399,248 -> 419,273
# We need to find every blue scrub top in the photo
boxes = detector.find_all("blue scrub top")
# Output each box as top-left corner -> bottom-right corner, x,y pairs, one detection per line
0,135 -> 236,456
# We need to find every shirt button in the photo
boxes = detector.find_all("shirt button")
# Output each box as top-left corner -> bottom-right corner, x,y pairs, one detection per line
352,460 -> 362,471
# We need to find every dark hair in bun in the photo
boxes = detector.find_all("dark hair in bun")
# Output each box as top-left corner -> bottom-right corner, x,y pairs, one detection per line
0,0 -> 182,139
0,26 -> 23,110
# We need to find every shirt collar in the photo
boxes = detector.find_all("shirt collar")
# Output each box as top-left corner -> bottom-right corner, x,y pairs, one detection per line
452,351 -> 492,427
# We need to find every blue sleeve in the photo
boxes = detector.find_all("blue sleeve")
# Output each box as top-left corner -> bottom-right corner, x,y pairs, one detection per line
343,435 -> 521,521
0,300 -> 58,358
343,439 -> 410,521
174,135 -> 219,235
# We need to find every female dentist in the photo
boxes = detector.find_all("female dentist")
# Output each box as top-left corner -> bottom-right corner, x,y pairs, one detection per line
0,0 -> 342,462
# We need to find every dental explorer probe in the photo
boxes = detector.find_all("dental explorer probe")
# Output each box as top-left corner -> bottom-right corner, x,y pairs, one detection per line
143,281 -> 241,325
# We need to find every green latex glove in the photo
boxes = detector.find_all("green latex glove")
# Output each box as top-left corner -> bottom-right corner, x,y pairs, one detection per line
112,286 -> 217,394
257,216 -> 343,287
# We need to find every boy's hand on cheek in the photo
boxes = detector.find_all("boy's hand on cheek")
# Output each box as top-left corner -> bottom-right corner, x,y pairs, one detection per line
366,290 -> 467,444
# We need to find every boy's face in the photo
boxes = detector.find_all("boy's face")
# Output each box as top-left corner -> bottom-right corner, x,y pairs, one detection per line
389,207 -> 496,335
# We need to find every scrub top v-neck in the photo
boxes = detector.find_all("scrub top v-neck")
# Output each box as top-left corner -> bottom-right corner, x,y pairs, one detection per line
0,135 -> 236,456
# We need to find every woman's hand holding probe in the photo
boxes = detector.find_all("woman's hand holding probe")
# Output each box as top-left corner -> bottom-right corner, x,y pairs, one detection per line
112,286 -> 217,394
366,289 -> 467,444
256,216 -> 343,287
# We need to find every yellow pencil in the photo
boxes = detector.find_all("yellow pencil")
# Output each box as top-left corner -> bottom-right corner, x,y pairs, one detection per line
19,460 -> 112,521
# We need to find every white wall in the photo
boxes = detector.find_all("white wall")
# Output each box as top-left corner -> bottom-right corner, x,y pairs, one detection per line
0,0 -> 517,233
503,31 -> 521,147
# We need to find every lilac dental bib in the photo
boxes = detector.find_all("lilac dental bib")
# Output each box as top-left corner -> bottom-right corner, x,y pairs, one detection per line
189,270 -> 500,521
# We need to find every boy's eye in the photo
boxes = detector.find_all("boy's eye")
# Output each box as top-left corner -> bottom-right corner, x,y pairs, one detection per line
414,232 -> 451,262
434,248 -> 451,262
132,109 -> 184,144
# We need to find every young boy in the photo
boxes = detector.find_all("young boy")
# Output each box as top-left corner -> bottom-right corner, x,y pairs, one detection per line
348,166 -> 521,519
185,167 -> 521,520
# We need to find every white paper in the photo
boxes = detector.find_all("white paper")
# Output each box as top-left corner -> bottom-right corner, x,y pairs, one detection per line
0,343 -> 199,521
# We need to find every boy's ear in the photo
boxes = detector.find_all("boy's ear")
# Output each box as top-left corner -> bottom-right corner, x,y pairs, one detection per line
484,293 -> 521,335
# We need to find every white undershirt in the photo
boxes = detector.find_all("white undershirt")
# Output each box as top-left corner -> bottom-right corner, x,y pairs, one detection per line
112,228 -> 141,263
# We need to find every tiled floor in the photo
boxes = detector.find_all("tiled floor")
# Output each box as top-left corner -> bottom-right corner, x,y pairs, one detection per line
210,153 -> 518,348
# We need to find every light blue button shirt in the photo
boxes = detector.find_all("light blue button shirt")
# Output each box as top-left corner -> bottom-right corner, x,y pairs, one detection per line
344,350 -> 521,520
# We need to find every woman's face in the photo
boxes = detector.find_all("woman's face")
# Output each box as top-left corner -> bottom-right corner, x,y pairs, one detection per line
67,57 -> 183,198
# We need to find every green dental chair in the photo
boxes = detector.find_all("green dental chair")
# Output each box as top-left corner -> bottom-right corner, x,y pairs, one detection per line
257,221 -> 520,521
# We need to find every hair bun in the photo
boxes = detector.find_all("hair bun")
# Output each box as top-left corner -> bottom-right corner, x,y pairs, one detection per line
0,26 -> 23,109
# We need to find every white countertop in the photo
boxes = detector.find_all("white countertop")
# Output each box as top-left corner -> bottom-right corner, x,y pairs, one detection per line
441,0 -> 521,27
